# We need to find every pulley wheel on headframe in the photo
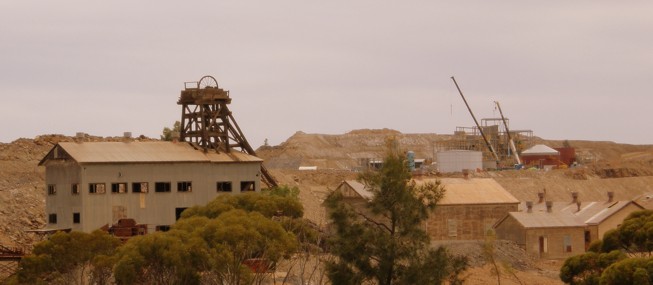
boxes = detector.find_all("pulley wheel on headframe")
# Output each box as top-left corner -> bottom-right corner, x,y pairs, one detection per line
198,75 -> 219,89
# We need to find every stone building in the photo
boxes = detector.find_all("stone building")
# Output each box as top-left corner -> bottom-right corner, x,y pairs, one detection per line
39,140 -> 263,232
494,199 -> 644,259
418,178 -> 520,240
335,178 -> 520,241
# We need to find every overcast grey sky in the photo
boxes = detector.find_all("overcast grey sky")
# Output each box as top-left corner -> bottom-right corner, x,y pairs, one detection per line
1,1 -> 651,146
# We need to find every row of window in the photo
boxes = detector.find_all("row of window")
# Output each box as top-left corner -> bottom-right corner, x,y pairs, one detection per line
47,181 -> 256,195
48,213 -> 80,224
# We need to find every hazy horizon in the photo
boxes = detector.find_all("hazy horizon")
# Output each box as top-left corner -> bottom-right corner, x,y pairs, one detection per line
2,1 -> 652,146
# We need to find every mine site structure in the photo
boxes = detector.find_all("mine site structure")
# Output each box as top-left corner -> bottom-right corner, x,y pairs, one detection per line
442,77 -> 533,168
178,75 -> 277,187
0,245 -> 24,281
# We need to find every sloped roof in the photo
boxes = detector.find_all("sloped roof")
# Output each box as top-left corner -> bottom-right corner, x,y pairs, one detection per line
506,200 -> 644,228
339,180 -> 374,200
572,201 -> 643,225
506,211 -> 586,228
39,141 -> 262,165
416,178 -> 520,205
521,144 -> 560,156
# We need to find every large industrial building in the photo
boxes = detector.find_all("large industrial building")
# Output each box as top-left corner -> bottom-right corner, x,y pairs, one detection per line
39,76 -> 273,233
39,141 -> 262,232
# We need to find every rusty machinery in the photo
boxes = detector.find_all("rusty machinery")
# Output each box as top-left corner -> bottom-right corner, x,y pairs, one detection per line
178,76 -> 277,188
0,245 -> 24,282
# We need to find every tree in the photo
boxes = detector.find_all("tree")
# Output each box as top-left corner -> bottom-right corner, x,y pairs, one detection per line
324,142 -> 468,285
173,211 -> 298,285
113,232 -> 202,285
160,121 -> 181,141
14,230 -> 120,285
181,191 -> 304,220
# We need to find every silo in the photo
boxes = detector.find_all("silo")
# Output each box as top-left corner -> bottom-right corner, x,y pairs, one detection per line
407,151 -> 416,171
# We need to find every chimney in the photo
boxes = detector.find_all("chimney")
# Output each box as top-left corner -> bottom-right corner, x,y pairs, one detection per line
537,192 -> 545,204
571,192 -> 579,203
123,132 -> 132,143
608,191 -> 614,203
171,131 -> 180,143
576,201 -> 581,212
526,201 -> 533,213
546,201 -> 553,213
75,132 -> 85,143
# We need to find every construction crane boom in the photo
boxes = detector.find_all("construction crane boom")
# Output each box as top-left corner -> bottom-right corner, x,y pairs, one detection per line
494,101 -> 522,165
450,76 -> 500,164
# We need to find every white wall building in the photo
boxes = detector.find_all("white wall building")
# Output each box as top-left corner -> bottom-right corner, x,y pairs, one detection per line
39,141 -> 263,232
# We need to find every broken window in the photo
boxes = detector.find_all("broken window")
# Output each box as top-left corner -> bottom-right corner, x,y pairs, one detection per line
155,182 -> 171,193
563,235 -> 572,252
240,181 -> 255,192
217,181 -> 232,192
177,181 -> 192,192
47,184 -> 56,195
156,225 -> 171,232
175,208 -> 188,220
89,183 -> 106,194
132,182 -> 148,193
48,213 -> 57,224
111,183 -> 128,194
71,184 -> 80,195
73,212 -> 80,224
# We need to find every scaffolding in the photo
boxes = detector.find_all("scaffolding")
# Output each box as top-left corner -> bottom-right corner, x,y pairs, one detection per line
436,118 -> 533,166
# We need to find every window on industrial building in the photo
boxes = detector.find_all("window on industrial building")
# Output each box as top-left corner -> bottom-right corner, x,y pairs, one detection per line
175,208 -> 188,220
155,182 -> 171,193
48,214 -> 57,224
71,184 -> 80,195
132,182 -> 148,193
447,219 -> 458,237
156,225 -> 171,232
47,184 -> 56,195
111,183 -> 128,194
563,235 -> 572,253
89,183 -> 106,194
217,181 -> 232,192
73,212 -> 80,224
240,181 -> 255,192
177,181 -> 192,192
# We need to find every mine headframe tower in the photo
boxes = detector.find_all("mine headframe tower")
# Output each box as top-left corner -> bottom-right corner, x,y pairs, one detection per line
178,75 -> 277,188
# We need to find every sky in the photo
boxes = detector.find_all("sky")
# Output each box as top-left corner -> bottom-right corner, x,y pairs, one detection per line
1,1 -> 652,147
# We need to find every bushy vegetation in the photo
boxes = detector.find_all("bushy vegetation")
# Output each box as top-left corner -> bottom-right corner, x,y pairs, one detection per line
560,210 -> 653,285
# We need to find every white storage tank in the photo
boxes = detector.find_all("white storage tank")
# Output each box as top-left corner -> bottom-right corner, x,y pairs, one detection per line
436,150 -> 483,173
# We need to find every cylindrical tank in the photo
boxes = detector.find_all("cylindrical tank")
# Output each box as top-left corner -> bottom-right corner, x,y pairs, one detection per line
407,151 -> 416,171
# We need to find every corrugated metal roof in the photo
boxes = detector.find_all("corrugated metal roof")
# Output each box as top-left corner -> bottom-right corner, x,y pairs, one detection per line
510,200 -> 643,228
576,201 -> 642,225
509,211 -> 586,228
521,144 -> 559,156
46,142 -> 262,164
416,178 -> 520,205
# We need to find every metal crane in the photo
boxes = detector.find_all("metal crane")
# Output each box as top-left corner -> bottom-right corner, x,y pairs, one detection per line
494,101 -> 522,166
450,76 -> 500,164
